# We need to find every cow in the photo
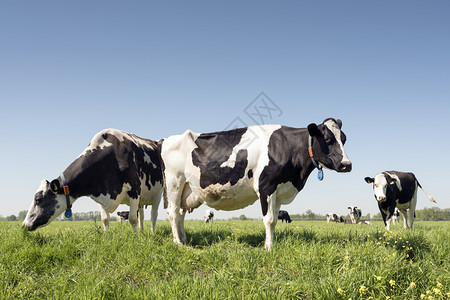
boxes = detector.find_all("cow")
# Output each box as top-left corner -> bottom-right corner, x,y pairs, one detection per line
326,213 -> 344,223
117,211 -> 131,220
160,118 -> 351,250
347,206 -> 362,224
392,207 -> 400,225
278,210 -> 292,223
204,209 -> 214,223
22,129 -> 164,233
364,171 -> 436,230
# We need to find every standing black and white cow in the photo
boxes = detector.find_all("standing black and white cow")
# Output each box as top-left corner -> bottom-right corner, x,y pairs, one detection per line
278,210 -> 292,223
347,206 -> 362,224
161,118 -> 351,250
23,129 -> 164,232
204,209 -> 214,223
364,171 -> 436,230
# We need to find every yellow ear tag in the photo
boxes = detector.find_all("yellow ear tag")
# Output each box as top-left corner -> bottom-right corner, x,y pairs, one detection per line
390,181 -> 395,185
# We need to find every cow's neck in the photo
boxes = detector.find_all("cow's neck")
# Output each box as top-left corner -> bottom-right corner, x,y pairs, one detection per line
291,128 -> 318,191
60,152 -> 108,199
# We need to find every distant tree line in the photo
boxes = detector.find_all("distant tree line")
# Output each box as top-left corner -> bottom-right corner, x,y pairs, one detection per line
0,210 -> 103,222
2,207 -> 450,222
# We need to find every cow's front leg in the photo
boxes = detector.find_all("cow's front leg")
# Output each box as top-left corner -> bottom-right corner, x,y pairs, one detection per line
99,204 -> 110,231
262,192 -> 280,251
129,198 -> 140,232
167,176 -> 187,244
138,206 -> 145,231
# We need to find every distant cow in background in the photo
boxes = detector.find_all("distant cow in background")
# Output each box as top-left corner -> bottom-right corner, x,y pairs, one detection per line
365,171 -> 436,230
204,210 -> 214,223
391,207 -> 400,225
278,210 -> 292,223
117,211 -> 130,220
326,213 -> 344,223
347,206 -> 362,224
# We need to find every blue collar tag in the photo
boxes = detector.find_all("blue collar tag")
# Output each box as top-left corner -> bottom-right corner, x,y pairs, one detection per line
318,169 -> 324,181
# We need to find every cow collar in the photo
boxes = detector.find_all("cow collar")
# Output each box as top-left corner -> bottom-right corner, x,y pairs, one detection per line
60,173 -> 72,218
308,135 -> 324,181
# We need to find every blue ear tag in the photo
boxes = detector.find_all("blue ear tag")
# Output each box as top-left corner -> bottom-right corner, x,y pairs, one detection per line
65,210 -> 72,218
318,169 -> 324,181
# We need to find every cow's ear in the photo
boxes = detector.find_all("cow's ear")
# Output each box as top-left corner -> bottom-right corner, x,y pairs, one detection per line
337,119 -> 343,129
50,179 -> 60,194
307,123 -> 320,137
365,177 -> 374,183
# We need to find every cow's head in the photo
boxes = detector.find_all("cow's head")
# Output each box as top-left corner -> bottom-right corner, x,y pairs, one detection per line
365,174 -> 396,202
307,118 -> 352,173
22,178 -> 70,231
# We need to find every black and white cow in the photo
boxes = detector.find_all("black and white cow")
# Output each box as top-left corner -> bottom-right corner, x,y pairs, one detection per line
326,213 -> 344,223
204,209 -> 214,223
23,129 -> 164,232
392,207 -> 400,225
365,171 -> 436,230
117,211 -> 131,220
278,210 -> 292,223
347,206 -> 362,224
161,118 -> 351,250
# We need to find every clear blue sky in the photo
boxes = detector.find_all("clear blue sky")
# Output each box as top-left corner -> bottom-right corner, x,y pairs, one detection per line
1,1 -> 449,221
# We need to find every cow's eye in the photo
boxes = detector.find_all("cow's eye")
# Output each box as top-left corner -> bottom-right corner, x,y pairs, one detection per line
375,184 -> 378,188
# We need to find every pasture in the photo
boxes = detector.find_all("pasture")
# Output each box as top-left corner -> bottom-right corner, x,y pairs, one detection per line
1,220 -> 448,299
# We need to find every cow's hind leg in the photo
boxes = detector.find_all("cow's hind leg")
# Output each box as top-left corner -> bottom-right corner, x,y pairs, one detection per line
408,189 -> 418,229
138,206 -> 145,231
129,198 -> 140,232
150,203 -> 158,233
400,209 -> 408,229
99,204 -> 110,231
167,176 -> 187,245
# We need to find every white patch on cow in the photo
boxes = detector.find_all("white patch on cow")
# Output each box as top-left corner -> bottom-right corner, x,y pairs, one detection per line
324,120 -> 350,164
91,183 -> 132,213
275,182 -> 298,205
373,173 -> 388,200
384,172 -> 402,191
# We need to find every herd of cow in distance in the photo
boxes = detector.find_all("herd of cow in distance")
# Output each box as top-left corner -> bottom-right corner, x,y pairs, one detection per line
22,118 -> 436,250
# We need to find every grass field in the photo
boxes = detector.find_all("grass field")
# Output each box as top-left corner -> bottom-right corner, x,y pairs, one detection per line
0,220 -> 448,299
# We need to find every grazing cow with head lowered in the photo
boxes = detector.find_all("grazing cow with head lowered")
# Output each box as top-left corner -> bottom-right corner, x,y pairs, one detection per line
161,118 -> 351,250
23,129 -> 164,232
365,171 -> 436,230
278,210 -> 292,223
326,213 -> 344,223
347,206 -> 362,224
204,209 -> 214,223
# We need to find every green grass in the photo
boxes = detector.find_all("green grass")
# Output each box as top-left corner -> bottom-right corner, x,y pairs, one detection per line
1,220 -> 448,299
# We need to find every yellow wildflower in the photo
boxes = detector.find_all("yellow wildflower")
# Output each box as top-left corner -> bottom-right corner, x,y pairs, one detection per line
432,288 -> 441,295
337,288 -> 345,295
389,280 -> 396,287
436,282 -> 443,289
359,285 -> 368,295
409,282 -> 416,289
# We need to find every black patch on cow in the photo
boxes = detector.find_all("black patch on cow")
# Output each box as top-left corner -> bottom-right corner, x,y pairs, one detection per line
61,131 -> 163,201
191,128 -> 249,189
247,169 -> 253,179
259,126 -> 315,216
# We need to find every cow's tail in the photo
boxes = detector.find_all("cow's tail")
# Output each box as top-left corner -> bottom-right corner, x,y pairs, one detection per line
157,139 -> 168,209
417,181 -> 436,203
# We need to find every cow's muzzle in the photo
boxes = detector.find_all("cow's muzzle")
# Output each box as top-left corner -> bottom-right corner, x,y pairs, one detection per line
377,196 -> 387,202
339,161 -> 352,172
